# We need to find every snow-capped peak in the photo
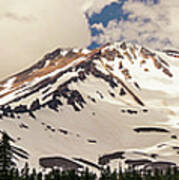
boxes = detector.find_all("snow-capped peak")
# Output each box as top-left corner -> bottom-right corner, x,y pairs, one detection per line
0,41 -> 178,119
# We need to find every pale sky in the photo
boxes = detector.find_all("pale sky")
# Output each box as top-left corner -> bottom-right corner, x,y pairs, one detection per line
0,0 -> 119,80
0,0 -> 91,79
1,0 -> 179,80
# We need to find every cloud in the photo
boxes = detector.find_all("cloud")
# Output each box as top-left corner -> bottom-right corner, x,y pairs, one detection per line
0,0 -> 91,79
2,0 -> 179,80
91,0 -> 179,50
2,12 -> 36,22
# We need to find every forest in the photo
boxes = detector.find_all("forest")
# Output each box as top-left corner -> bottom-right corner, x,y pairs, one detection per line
0,131 -> 179,180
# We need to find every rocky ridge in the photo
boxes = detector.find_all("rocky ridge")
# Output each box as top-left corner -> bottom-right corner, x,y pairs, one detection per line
0,42 -> 175,119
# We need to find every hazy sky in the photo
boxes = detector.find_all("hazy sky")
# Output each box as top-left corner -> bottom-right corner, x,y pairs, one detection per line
1,0 -> 179,80
0,0 -> 91,79
0,0 -> 117,80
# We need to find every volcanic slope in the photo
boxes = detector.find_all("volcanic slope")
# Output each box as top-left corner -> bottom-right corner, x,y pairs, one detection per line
0,42 -> 179,171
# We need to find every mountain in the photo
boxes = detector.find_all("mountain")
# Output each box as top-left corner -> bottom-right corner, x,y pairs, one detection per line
0,41 -> 179,171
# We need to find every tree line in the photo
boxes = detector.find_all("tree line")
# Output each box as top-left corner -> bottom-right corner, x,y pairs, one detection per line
0,131 -> 179,180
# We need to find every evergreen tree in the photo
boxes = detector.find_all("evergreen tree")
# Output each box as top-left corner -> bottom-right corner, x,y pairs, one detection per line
37,172 -> 43,180
0,131 -> 29,180
21,162 -> 30,180
81,168 -> 96,180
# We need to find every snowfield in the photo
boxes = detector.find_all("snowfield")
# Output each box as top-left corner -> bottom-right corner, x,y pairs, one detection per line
0,41 -> 179,172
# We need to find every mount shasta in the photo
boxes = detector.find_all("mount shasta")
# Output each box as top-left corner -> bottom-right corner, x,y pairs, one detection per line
0,41 -> 179,171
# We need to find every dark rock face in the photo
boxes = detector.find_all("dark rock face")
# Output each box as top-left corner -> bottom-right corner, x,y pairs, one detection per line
66,50 -> 78,59
14,105 -> 28,113
150,154 -> 158,159
96,91 -> 104,99
121,108 -> 138,114
87,139 -> 97,143
1,106 -> 12,117
119,88 -> 126,96
134,127 -> 170,133
29,111 -> 36,119
46,125 -> 53,131
120,42 -> 127,50
19,123 -> 29,129
46,99 -> 62,112
15,48 -> 62,80
67,90 -> 86,111
39,157 -> 83,170
0,46 -> 139,119
108,91 -> 115,98
44,48 -> 62,60
171,135 -> 177,139
143,161 -> 176,172
73,158 -> 101,170
59,129 -> 68,135
125,159 -> 152,167
2,48 -> 119,118
30,99 -> 40,111
102,49 -> 123,61
141,47 -> 155,57
91,66 -> 118,88
164,49 -> 179,55
87,96 -> 96,103
127,109 -> 138,114
143,109 -> 148,113
134,82 -> 140,89
78,71 -> 86,81
98,151 -> 125,165
172,146 -> 179,150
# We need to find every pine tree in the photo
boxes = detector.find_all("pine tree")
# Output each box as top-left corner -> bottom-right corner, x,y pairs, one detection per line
21,162 -> 30,180
0,131 -> 29,180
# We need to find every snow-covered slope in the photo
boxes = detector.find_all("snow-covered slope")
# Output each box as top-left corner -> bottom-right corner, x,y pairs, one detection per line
0,41 -> 179,171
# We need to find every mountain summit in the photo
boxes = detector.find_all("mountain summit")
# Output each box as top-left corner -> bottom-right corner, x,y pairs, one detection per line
0,42 -> 176,118
0,42 -> 179,171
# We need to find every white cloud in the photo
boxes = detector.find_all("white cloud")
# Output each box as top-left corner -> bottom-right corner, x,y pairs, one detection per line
3,0 -> 179,80
91,23 -> 104,30
92,0 -> 179,50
